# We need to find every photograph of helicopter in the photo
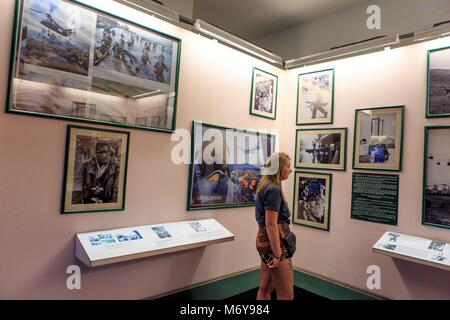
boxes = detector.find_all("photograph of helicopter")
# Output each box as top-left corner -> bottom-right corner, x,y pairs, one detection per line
93,14 -> 175,86
19,0 -> 93,76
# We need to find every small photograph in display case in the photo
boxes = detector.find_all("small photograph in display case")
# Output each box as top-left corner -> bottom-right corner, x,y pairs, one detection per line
292,171 -> 332,231
353,106 -> 404,171
427,46 -> 450,118
116,230 -> 143,242
62,125 -> 130,214
295,128 -> 347,171
297,69 -> 334,125
249,67 -> 278,120
189,221 -> 207,232
423,126 -> 450,229
152,226 -> 172,239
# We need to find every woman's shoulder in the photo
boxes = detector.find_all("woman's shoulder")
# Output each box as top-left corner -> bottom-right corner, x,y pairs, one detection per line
262,183 -> 281,195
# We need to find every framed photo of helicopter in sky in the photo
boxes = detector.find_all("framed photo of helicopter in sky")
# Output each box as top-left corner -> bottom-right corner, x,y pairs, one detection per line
353,106 -> 404,171
187,121 -> 276,211
249,67 -> 278,120
7,0 -> 181,133
297,69 -> 334,125
295,128 -> 347,171
292,171 -> 332,231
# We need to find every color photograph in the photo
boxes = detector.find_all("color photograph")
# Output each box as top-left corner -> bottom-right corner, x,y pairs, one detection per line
353,106 -> 404,171
428,47 -> 450,117
297,69 -> 334,125
250,68 -> 278,119
423,126 -> 450,229
188,121 -> 276,210
293,171 -> 331,231
62,125 -> 130,214
116,230 -> 143,242
152,226 -> 172,239
295,128 -> 347,171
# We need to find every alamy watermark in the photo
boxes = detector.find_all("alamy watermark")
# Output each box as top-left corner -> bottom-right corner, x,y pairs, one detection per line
66,265 -> 81,290
366,265 -> 381,290
367,5 -> 381,30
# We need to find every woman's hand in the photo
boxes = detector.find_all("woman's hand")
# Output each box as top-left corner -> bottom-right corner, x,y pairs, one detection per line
268,256 -> 280,269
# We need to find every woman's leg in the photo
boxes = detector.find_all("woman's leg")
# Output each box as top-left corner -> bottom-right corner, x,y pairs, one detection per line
256,261 -> 274,300
270,258 -> 294,300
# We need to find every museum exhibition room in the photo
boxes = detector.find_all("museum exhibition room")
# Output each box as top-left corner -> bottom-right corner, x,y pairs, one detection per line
1,0 -> 450,303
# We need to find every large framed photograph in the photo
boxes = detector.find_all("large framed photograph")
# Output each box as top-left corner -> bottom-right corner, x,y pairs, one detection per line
187,121 -> 276,211
427,47 -> 450,118
297,69 -> 334,125
295,128 -> 347,171
62,125 -> 130,214
292,171 -> 332,231
423,126 -> 450,229
353,106 -> 404,171
7,0 -> 181,132
249,67 -> 278,120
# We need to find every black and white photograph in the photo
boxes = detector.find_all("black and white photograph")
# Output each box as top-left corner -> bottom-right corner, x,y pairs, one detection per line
295,128 -> 347,171
353,106 -> 404,171
297,69 -> 334,125
428,241 -> 446,252
62,125 -> 130,214
249,68 -> 278,119
388,232 -> 400,242
189,221 -> 207,232
431,252 -> 448,262
151,226 -> 172,239
423,126 -> 450,229
380,244 -> 397,251
293,171 -> 331,231
428,47 -> 450,117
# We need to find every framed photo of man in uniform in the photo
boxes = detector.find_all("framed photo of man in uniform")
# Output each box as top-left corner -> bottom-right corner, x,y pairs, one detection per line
62,125 -> 130,214
297,69 -> 334,125
292,171 -> 332,231
249,67 -> 278,120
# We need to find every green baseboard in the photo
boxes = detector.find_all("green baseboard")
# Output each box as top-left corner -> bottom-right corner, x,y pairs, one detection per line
153,268 -> 380,300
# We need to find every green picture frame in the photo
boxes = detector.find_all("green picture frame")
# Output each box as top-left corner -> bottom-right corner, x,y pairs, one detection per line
294,127 -> 347,171
422,126 -> 450,230
353,105 -> 404,172
296,68 -> 335,125
7,0 -> 182,133
427,46 -> 450,118
187,121 -> 276,211
61,125 -> 130,214
292,171 -> 332,231
249,67 -> 278,120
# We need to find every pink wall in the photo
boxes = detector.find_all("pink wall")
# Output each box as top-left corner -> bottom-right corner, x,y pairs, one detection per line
1,0 -> 449,300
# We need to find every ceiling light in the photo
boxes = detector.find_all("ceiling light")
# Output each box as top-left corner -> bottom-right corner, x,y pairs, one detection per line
413,22 -> 450,42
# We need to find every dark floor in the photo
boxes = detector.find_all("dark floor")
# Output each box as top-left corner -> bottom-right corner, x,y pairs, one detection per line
226,286 -> 328,300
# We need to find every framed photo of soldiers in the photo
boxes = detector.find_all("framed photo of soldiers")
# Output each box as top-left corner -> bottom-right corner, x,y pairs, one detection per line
7,0 -> 181,133
249,67 -> 278,120
427,46 -> 450,118
62,125 -> 130,214
187,121 -> 276,211
297,69 -> 334,125
353,106 -> 404,171
422,126 -> 450,229
295,128 -> 347,171
292,171 -> 332,231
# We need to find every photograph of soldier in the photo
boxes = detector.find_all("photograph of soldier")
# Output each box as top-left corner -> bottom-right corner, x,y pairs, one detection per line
62,126 -> 129,213
151,226 -> 172,239
19,0 -> 93,76
250,69 -> 278,119
424,127 -> 450,228
428,47 -> 450,116
297,69 -> 333,124
93,14 -> 174,85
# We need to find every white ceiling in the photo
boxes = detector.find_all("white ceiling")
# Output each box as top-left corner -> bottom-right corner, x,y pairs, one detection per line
193,0 -> 371,40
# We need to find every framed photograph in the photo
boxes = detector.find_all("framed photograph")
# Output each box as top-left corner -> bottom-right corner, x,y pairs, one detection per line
7,0 -> 181,132
187,121 -> 276,211
423,126 -> 450,229
249,67 -> 278,120
427,47 -> 450,118
296,69 -> 334,125
292,171 -> 332,231
62,125 -> 130,214
295,128 -> 347,171
353,106 -> 404,171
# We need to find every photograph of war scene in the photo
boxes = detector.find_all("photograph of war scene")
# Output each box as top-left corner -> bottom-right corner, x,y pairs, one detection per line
19,0 -> 93,76
428,47 -> 450,117
151,226 -> 172,239
354,106 -> 403,171
94,14 -> 175,85
293,172 -> 331,231
295,128 -> 346,171
297,69 -> 334,125
250,68 -> 278,119
188,122 -> 275,210
424,127 -> 450,228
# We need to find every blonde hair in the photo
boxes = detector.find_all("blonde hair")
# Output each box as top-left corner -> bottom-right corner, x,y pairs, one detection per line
257,152 -> 290,201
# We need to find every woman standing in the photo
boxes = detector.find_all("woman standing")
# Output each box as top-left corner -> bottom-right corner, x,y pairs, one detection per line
255,152 -> 294,300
